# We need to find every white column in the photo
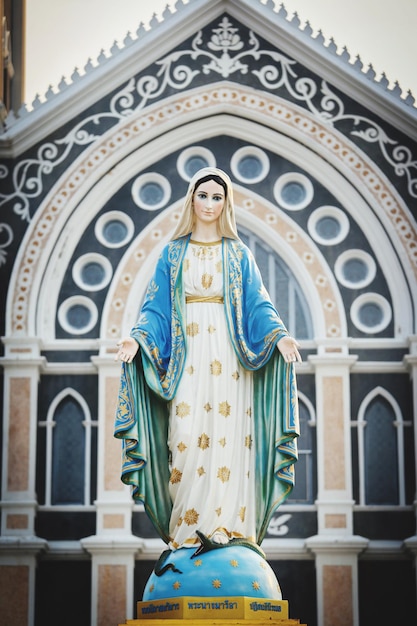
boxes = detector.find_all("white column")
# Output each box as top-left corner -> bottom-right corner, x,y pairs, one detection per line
307,349 -> 367,626
0,337 -> 47,626
82,354 -> 143,626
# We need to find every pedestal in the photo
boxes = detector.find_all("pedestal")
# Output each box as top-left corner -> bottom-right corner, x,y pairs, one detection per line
117,596 -> 306,625
119,547 -> 307,625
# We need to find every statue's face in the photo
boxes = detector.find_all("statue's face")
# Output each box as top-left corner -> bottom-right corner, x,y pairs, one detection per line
192,179 -> 225,228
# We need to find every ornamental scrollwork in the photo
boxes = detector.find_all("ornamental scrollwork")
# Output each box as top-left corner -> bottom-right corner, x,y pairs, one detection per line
0,223 -> 13,266
1,14 -> 416,225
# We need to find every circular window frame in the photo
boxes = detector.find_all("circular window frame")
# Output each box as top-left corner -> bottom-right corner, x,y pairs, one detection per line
230,146 -> 270,184
58,296 -> 99,335
350,293 -> 392,334
308,205 -> 350,246
131,172 -> 171,211
334,249 -> 377,289
273,172 -> 314,211
177,146 -> 217,181
95,210 -> 134,249
72,253 -> 113,292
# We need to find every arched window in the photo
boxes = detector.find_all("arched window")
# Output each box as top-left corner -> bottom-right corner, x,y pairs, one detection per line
39,389 -> 97,506
357,387 -> 406,505
239,227 -> 313,339
287,393 -> 316,503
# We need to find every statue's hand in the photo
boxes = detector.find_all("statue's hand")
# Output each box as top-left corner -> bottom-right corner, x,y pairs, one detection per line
277,336 -> 302,363
115,337 -> 139,363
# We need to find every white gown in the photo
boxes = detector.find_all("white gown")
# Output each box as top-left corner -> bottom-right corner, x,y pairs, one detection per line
168,241 -> 256,549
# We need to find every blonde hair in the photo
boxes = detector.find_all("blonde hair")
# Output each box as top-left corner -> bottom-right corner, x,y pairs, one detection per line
171,167 -> 239,240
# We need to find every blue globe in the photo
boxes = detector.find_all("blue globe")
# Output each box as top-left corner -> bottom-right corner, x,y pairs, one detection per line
143,545 -> 282,600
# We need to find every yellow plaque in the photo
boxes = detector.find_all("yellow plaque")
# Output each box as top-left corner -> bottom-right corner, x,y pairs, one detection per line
137,596 -> 289,620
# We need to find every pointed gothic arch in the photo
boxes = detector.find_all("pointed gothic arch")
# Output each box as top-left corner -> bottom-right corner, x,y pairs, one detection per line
39,388 -> 95,506
5,84 -> 414,344
357,386 -> 406,506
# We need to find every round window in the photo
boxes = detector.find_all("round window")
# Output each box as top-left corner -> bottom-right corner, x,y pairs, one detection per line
335,250 -> 376,289
273,173 -> 313,210
308,206 -> 350,245
95,211 -> 134,248
72,253 -> 113,291
58,296 -> 98,335
350,293 -> 392,334
177,147 -> 216,181
231,147 -> 270,183
131,173 -> 171,211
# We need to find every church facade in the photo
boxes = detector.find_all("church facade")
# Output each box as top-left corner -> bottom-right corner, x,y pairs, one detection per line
0,1 -> 416,625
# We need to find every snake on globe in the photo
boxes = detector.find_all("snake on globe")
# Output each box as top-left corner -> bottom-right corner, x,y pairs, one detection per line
153,531 -> 266,577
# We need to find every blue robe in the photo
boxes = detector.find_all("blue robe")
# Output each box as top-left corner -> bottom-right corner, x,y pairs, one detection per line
114,235 -> 299,544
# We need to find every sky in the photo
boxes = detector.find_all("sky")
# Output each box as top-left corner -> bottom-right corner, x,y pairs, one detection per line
25,0 -> 416,107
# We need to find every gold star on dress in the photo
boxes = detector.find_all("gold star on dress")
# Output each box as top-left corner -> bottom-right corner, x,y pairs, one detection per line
212,579 -> 222,589
217,466 -> 231,483
219,401 -> 231,417
177,441 -> 187,452
252,581 -> 261,591
184,508 -> 199,526
176,402 -> 191,418
187,322 -> 199,337
170,468 -> 182,484
198,433 -> 210,449
210,359 -> 222,376
202,273 -> 213,289
197,466 -> 205,477
173,581 -> 181,590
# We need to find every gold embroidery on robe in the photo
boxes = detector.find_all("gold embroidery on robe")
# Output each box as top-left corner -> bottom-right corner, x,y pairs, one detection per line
217,466 -> 231,483
170,468 -> 182,484
219,401 -> 231,417
198,433 -> 210,449
184,509 -> 199,525
245,435 -> 253,449
202,272 -> 213,289
210,359 -> 222,375
186,322 -> 199,337
176,402 -> 191,418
